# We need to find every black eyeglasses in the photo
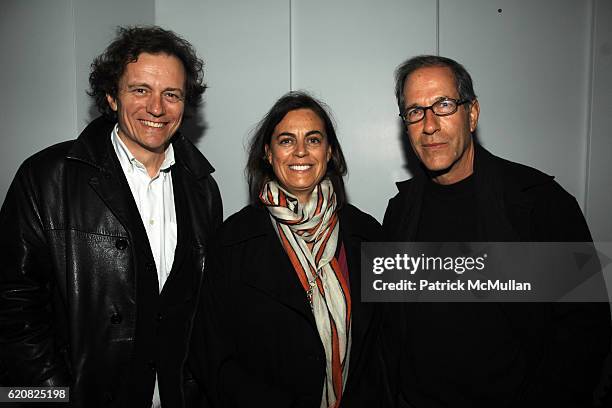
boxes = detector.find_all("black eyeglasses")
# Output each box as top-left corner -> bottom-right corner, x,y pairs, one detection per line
399,98 -> 470,124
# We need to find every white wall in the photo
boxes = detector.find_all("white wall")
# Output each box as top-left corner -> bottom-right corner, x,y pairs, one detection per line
155,0 -> 610,230
156,0 -> 290,213
74,0 -> 155,130
291,0 -> 437,220
587,0 -> 612,241
439,0 -> 592,203
2,0 -> 611,241
1,0 -> 77,201
0,0 -> 154,205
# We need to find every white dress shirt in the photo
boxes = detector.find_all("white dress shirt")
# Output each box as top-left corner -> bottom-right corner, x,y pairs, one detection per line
111,125 -> 177,408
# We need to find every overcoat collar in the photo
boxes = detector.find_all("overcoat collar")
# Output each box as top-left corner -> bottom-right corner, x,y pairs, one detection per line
66,116 -> 215,179
391,143 -> 554,241
64,116 -> 215,299
221,204 -> 376,365
66,117 -> 153,262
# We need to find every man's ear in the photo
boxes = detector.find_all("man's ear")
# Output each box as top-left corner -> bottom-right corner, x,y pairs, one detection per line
106,94 -> 118,112
469,99 -> 480,133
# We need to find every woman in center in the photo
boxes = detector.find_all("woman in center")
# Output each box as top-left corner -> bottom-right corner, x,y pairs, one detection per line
194,92 -> 388,407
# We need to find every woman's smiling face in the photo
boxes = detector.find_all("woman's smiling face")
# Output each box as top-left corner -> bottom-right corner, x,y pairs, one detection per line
265,108 -> 332,203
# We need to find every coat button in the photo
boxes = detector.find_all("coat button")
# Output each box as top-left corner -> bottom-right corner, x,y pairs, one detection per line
146,262 -> 156,272
148,360 -> 156,371
110,312 -> 122,324
156,313 -> 162,322
115,239 -> 128,250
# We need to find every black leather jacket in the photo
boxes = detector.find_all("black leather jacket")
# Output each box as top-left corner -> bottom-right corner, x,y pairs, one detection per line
0,117 -> 222,407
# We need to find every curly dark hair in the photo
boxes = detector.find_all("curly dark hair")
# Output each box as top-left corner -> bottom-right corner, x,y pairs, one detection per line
88,25 -> 206,119
246,91 -> 348,207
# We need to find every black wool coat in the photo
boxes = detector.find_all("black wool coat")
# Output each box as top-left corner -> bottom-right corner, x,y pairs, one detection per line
382,144 -> 611,407
191,203 -> 391,407
0,117 -> 223,407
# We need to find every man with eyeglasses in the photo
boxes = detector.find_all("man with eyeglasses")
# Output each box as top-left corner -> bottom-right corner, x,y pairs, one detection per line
382,55 -> 610,407
0,26 -> 222,407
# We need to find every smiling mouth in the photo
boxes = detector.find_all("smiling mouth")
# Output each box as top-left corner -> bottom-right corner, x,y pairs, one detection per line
140,119 -> 166,128
289,164 -> 313,171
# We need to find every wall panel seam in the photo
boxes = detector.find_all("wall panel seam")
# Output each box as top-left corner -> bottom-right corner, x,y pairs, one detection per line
584,0 -> 597,217
289,0 -> 293,90
436,0 -> 440,55
70,0 -> 78,136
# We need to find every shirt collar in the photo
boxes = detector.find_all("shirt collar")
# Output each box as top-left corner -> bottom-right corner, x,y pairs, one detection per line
110,124 -> 175,174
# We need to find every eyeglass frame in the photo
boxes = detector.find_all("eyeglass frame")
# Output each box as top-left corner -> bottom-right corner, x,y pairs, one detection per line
399,97 -> 472,125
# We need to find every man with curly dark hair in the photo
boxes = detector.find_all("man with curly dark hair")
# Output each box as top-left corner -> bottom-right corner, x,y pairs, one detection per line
0,26 -> 222,407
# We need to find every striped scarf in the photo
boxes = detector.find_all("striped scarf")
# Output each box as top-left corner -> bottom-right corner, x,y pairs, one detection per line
260,179 -> 352,408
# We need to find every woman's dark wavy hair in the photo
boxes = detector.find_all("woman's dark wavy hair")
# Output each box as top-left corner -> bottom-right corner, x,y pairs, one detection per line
88,25 -> 206,120
395,55 -> 477,114
246,91 -> 348,208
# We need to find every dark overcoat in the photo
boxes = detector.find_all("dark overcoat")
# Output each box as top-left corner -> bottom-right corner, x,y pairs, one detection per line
191,204 -> 391,407
382,144 -> 611,407
0,116 -> 222,407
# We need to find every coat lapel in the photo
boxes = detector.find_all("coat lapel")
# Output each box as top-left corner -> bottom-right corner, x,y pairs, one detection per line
339,209 -> 377,373
76,127 -> 154,262
159,150 -> 216,306
249,238 -> 318,328
158,163 -> 197,306
67,117 -> 219,307
387,178 -> 423,242
233,206 -> 380,346
158,134 -> 217,306
238,208 -> 317,328
473,145 -> 531,242
344,232 -> 371,364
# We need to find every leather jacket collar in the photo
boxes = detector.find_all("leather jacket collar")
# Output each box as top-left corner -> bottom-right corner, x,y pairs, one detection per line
66,116 -> 215,179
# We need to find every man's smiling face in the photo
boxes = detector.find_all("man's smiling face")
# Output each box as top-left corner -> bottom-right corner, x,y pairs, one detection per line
106,52 -> 186,160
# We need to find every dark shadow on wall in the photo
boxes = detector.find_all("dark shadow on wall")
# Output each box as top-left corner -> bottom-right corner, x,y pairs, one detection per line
397,121 -> 420,176
87,103 -> 100,123
180,105 -> 208,146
